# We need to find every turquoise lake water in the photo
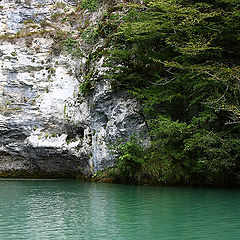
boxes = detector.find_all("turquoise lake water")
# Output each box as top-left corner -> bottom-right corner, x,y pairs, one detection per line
0,179 -> 240,240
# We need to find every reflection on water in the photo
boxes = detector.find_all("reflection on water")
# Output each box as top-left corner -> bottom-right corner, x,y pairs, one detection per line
0,180 -> 240,240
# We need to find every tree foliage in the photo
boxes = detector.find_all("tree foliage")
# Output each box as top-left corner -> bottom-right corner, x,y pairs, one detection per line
105,0 -> 240,185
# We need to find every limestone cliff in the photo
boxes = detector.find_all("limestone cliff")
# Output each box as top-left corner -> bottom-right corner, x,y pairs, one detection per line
0,0 -> 146,177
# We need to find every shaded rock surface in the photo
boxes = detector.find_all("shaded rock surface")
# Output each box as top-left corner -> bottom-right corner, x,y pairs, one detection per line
0,0 -> 146,177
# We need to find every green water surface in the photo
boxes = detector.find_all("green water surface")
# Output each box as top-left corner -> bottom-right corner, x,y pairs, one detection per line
0,179 -> 239,240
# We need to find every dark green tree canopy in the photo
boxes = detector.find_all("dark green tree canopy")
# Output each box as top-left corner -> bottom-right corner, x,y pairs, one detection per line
102,0 -> 240,185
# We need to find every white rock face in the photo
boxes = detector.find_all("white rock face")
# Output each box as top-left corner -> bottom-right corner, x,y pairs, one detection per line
0,0 -> 146,177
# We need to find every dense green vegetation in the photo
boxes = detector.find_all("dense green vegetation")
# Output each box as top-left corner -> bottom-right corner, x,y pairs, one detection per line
101,0 -> 240,186
77,0 -> 100,11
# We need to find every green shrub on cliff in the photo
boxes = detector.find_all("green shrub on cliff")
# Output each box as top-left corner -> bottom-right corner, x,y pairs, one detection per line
79,0 -> 99,12
105,0 -> 240,185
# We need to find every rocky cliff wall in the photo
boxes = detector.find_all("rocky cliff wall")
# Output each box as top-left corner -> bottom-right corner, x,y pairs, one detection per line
0,0 -> 146,177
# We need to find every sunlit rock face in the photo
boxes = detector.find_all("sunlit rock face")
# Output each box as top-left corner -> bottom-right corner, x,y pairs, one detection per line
0,0 -> 146,177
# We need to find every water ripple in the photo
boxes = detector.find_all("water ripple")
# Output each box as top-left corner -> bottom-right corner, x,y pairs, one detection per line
0,180 -> 240,240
